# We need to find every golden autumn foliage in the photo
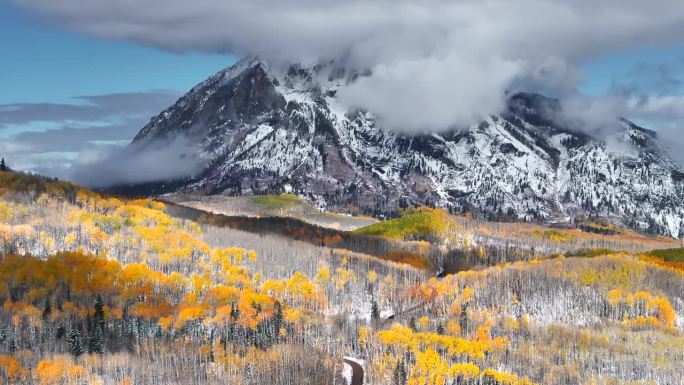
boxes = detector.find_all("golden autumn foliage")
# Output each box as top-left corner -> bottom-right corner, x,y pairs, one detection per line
0,248 -> 324,335
0,354 -> 29,381
314,264 -> 331,285
0,173 -> 332,347
607,289 -> 676,329
35,357 -> 87,385
374,322 -> 530,385
639,253 -> 684,275
378,323 -> 506,360
2,170 -> 683,385
482,369 -> 536,385
334,267 -> 357,290
358,326 -> 370,345
408,349 -> 481,385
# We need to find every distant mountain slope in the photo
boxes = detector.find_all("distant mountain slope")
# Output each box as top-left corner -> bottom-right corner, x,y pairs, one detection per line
128,57 -> 684,237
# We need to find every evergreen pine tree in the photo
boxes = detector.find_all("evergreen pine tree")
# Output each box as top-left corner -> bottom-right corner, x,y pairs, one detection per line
94,294 -> 105,332
56,326 -> 66,340
370,300 -> 380,321
409,316 -> 417,331
251,301 -> 262,315
68,328 -> 84,357
230,303 -> 240,320
42,297 -> 52,320
0,158 -> 6,172
39,299 -> 52,343
273,301 -> 283,339
88,328 -> 104,355
83,296 -> 106,354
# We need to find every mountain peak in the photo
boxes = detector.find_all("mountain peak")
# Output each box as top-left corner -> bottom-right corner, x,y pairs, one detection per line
507,92 -> 561,114
125,62 -> 684,238
191,56 -> 271,91
219,56 -> 268,77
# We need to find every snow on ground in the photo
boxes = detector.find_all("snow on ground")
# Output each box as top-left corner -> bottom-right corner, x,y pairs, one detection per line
342,362 -> 352,385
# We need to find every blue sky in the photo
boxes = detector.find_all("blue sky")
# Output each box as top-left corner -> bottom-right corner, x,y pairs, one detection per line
2,0 -> 684,178
2,0 -> 682,106
580,46 -> 684,97
0,1 -> 235,176
0,2 -> 236,104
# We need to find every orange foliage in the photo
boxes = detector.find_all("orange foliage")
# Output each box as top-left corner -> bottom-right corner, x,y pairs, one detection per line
36,358 -> 68,385
606,289 -> 676,329
0,355 -> 28,381
379,250 -> 431,269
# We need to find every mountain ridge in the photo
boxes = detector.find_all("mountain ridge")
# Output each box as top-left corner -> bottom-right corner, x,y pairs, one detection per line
127,57 -> 684,238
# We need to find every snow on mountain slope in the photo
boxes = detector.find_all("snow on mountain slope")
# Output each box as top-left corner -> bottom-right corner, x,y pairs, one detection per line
130,57 -> 684,237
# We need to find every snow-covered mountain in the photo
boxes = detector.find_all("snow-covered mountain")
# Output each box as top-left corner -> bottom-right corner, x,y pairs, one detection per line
131,57 -> 684,237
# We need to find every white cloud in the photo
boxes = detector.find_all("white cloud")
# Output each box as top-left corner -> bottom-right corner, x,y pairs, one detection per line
13,0 -> 684,133
554,92 -> 684,165
626,95 -> 684,121
624,95 -> 684,165
337,54 -> 522,131
0,92 -> 179,179
69,135 -> 204,187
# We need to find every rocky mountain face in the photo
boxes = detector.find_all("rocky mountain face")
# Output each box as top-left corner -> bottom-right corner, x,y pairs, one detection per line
130,57 -> 684,237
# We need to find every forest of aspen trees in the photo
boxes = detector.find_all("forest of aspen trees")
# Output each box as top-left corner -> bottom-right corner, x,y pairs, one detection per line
1,169 -> 683,385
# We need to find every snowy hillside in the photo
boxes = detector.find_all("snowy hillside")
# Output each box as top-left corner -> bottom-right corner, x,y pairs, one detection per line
130,57 -> 684,237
